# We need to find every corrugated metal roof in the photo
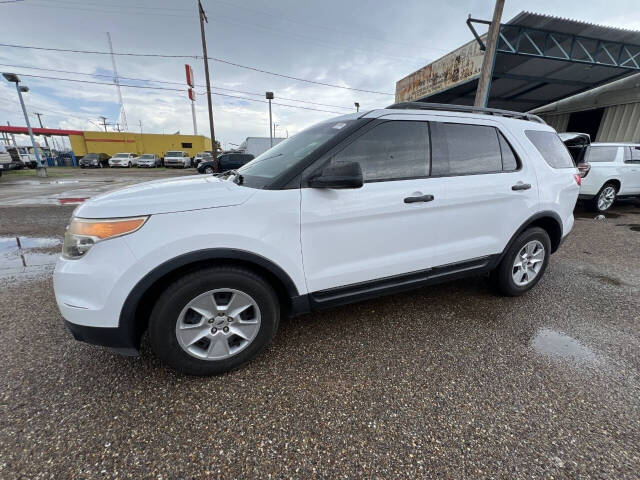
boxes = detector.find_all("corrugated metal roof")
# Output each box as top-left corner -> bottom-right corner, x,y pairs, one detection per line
507,11 -> 640,45
400,11 -> 640,112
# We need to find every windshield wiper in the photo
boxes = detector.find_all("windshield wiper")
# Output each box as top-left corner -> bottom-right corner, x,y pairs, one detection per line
214,169 -> 244,185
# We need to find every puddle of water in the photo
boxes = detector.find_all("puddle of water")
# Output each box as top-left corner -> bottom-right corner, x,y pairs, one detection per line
530,328 -> 600,366
0,236 -> 61,278
616,223 -> 640,232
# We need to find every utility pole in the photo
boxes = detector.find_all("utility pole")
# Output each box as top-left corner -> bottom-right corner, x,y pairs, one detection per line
266,91 -> 274,147
354,102 -> 360,112
115,123 -> 121,132
138,120 -> 143,134
474,0 -> 505,108
33,112 -> 50,152
198,0 -> 216,153
99,116 -> 108,132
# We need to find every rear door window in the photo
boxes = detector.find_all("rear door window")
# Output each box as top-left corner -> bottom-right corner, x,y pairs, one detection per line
430,122 -> 503,176
630,146 -> 640,163
586,146 -> 619,163
525,130 -> 574,168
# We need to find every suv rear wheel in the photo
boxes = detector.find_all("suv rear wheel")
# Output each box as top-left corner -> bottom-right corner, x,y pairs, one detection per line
592,182 -> 617,212
494,227 -> 551,296
148,266 -> 280,375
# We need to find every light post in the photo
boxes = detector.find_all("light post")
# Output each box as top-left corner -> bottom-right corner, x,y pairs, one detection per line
3,73 -> 46,177
354,102 -> 360,112
266,91 -> 274,147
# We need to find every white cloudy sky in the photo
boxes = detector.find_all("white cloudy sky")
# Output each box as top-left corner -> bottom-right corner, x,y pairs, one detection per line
1,0 -> 639,149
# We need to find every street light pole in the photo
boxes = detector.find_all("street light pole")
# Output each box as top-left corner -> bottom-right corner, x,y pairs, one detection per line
3,73 -> 46,177
354,102 -> 360,112
266,91 -> 274,147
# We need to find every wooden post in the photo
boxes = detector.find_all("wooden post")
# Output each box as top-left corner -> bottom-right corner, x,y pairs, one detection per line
474,0 -> 505,108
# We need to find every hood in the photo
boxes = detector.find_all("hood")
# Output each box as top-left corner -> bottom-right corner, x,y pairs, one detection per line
74,175 -> 255,218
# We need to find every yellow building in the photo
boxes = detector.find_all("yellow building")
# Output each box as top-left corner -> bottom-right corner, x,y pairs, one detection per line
69,131 -> 212,158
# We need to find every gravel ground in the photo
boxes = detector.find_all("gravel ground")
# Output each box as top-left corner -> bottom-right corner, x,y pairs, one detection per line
1,201 -> 639,479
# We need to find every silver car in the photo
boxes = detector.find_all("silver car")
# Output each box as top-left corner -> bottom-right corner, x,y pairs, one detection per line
137,154 -> 161,168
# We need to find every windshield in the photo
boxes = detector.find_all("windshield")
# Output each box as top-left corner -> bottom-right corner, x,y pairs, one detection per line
113,154 -> 130,158
140,154 -> 155,159
84,154 -> 98,159
166,151 -> 181,157
238,118 -> 358,187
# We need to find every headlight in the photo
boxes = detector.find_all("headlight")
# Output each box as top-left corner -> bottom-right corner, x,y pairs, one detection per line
63,216 -> 148,259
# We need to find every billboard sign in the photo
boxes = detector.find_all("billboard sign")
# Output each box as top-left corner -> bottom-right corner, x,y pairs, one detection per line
185,64 -> 194,87
395,39 -> 485,103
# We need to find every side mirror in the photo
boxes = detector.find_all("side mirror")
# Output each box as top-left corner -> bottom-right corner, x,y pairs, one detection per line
308,161 -> 364,189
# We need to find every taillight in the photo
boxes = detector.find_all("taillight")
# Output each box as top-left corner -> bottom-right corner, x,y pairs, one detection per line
577,162 -> 591,178
573,174 -> 582,186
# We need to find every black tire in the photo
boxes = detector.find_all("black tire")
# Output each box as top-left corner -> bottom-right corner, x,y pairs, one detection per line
204,166 -> 214,174
590,182 -> 617,212
148,266 -> 280,376
494,227 -> 551,296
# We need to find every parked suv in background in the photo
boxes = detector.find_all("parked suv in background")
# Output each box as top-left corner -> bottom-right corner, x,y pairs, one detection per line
164,150 -> 191,168
193,152 -> 213,167
80,153 -> 110,168
577,143 -> 640,212
109,153 -> 137,168
54,103 -> 580,376
197,152 -> 255,174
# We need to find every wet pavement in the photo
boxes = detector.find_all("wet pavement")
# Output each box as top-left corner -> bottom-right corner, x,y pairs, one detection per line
0,167 -> 197,206
0,194 -> 639,478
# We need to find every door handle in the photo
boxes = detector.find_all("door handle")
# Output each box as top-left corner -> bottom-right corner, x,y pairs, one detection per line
404,194 -> 434,203
511,183 -> 531,191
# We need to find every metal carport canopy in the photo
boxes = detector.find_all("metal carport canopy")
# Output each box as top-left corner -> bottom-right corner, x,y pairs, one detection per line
398,12 -> 640,112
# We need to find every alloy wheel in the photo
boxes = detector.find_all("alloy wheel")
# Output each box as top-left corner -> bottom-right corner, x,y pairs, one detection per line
512,240 -> 545,287
175,288 -> 261,361
597,186 -> 616,211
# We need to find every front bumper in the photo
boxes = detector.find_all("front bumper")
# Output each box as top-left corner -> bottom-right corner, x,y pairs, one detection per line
64,320 -> 139,356
54,236 -> 141,353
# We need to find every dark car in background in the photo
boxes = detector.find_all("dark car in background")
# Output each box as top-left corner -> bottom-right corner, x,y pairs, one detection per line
79,153 -> 110,168
197,152 -> 255,174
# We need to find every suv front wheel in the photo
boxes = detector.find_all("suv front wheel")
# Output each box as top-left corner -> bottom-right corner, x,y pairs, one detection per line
148,266 -> 280,375
494,227 -> 551,296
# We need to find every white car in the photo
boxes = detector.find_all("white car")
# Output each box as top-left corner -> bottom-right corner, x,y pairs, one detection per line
577,143 -> 640,212
54,103 -> 580,375
109,153 -> 138,168
164,150 -> 191,168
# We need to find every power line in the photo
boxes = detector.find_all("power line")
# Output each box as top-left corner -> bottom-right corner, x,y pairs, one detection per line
0,62 -> 355,110
30,0 -> 434,64
8,72 -> 347,114
0,42 -> 394,95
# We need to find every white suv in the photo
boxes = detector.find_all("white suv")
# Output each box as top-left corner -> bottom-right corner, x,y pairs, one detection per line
54,103 -> 580,375
577,143 -> 640,212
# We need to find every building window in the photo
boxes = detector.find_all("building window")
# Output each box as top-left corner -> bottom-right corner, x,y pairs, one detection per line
181,142 -> 192,149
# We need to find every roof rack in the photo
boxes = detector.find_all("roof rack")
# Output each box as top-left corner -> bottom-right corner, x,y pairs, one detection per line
387,102 -> 546,124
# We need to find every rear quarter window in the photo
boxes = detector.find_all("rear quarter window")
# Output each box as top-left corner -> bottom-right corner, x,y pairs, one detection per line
586,146 -> 619,163
525,130 -> 574,168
